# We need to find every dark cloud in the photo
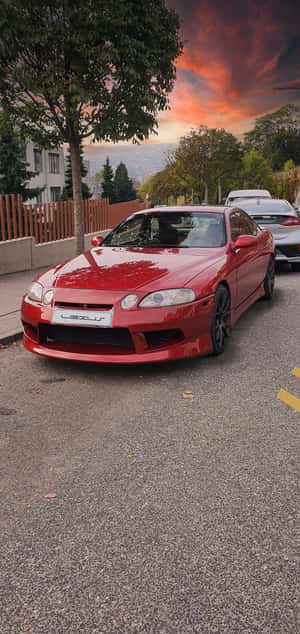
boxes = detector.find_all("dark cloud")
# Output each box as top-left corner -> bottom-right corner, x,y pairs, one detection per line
164,0 -> 300,134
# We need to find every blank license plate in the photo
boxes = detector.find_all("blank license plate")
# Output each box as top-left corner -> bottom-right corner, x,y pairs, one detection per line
51,307 -> 113,328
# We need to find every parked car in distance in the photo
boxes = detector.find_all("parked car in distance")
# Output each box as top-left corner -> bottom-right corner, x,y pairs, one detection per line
225,189 -> 272,206
21,206 -> 275,364
235,198 -> 300,270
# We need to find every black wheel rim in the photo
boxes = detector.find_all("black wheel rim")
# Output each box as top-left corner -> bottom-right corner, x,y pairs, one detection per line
214,292 -> 230,350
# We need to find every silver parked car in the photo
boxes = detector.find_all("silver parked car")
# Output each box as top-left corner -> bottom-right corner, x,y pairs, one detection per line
236,198 -> 300,270
225,189 -> 271,206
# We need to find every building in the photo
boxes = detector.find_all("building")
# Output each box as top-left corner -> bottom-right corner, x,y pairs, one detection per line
82,159 -> 103,199
26,141 -> 65,203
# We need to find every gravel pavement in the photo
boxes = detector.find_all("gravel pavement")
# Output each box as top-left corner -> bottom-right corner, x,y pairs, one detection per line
0,270 -> 299,633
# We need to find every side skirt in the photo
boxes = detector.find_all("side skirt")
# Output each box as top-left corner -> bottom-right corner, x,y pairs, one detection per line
231,282 -> 265,327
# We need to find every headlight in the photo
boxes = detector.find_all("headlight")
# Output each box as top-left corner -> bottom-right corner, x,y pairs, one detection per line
139,288 -> 195,308
27,282 -> 43,302
121,294 -> 139,310
43,290 -> 54,305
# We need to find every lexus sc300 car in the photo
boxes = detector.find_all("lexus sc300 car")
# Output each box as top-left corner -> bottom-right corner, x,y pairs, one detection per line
21,206 -> 275,364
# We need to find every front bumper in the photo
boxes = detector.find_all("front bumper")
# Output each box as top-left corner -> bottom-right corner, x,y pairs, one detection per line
21,292 -> 215,364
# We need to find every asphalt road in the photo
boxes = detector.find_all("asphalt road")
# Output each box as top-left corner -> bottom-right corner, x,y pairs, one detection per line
0,269 -> 299,634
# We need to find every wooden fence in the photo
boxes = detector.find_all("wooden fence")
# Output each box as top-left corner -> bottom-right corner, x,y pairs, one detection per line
0,195 -> 147,243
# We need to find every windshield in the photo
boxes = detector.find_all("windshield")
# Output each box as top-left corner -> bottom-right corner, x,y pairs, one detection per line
102,212 -> 226,248
232,196 -> 270,203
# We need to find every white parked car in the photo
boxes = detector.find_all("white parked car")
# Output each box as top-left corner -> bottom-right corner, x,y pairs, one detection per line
236,198 -> 300,270
225,189 -> 272,206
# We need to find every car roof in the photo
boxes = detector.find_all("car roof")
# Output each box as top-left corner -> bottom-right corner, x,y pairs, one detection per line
227,189 -> 271,198
234,198 -> 295,214
137,205 -> 226,214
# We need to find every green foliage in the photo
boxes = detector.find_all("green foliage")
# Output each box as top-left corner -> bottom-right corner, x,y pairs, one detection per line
283,159 -> 296,172
275,166 -> 300,203
244,105 -> 300,170
113,162 -> 136,203
0,0 -> 182,250
173,127 -> 243,203
239,151 -> 275,192
64,141 -> 91,200
0,108 -> 42,200
101,157 -> 115,203
94,169 -> 104,179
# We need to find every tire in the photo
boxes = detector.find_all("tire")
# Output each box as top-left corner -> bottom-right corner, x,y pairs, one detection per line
211,285 -> 231,355
263,257 -> 275,300
291,263 -> 300,272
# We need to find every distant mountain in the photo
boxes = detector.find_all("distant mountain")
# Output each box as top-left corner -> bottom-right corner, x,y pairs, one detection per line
83,142 -> 177,183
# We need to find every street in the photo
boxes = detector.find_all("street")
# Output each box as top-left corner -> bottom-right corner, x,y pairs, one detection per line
0,269 -> 299,633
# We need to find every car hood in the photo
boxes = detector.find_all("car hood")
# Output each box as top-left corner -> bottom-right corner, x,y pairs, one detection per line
48,246 -> 224,291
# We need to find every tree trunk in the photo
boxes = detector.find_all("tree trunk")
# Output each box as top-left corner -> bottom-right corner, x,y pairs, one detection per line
204,182 -> 208,204
70,139 -> 84,255
217,181 -> 222,204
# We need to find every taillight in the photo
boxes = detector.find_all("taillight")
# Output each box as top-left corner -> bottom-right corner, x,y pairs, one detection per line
280,216 -> 300,226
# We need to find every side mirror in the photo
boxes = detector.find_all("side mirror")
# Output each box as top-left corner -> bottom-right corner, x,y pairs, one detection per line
91,235 -> 104,247
232,235 -> 257,250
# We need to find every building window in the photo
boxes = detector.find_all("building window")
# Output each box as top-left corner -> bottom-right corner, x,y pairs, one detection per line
48,152 -> 60,174
34,149 -> 42,172
50,187 -> 61,202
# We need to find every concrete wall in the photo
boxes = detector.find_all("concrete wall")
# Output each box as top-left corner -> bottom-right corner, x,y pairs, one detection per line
0,231 -> 110,275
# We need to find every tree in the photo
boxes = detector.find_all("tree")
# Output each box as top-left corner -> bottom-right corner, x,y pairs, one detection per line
113,162 -> 136,203
239,151 -> 275,191
0,1 -> 182,253
244,104 -> 300,170
64,141 -> 91,200
0,107 -> 42,200
101,157 -> 115,203
174,127 -> 243,203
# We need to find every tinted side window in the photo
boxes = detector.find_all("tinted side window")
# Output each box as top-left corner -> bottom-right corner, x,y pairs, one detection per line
230,210 -> 242,241
230,210 -> 259,240
239,211 -> 259,236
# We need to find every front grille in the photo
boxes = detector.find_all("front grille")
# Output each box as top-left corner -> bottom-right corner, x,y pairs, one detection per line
55,301 -> 113,310
143,328 -> 183,347
40,325 -> 134,349
276,245 -> 300,257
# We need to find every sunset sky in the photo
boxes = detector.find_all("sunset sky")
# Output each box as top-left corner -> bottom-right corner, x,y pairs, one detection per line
153,0 -> 300,142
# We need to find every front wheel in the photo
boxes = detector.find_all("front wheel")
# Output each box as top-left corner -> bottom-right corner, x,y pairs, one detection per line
263,257 -> 275,300
211,285 -> 231,355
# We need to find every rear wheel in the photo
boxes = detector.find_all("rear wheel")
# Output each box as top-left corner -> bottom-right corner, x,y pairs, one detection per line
211,285 -> 231,355
263,257 -> 275,300
291,263 -> 300,272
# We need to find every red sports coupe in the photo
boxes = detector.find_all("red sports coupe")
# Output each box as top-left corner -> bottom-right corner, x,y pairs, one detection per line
21,206 -> 275,364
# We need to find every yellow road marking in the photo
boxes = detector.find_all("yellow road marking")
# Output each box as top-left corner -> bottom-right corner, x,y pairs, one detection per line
291,367 -> 300,378
277,388 -> 300,412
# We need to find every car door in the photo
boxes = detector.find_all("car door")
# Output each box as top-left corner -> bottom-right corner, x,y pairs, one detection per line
229,210 -> 262,306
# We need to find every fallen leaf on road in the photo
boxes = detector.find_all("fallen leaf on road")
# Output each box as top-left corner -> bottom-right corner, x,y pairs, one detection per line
160,378 -> 168,381
43,493 -> 57,499
127,454 -> 133,458
143,466 -> 149,470
182,391 -> 194,398
52,437 -> 60,441
12,342 -> 18,346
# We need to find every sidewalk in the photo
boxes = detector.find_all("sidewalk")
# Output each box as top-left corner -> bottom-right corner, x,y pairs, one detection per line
0,267 -> 46,344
